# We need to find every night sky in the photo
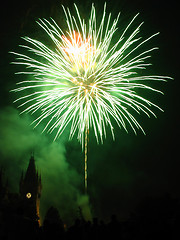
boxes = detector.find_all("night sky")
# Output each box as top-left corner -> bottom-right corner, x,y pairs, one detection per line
0,0 -> 179,225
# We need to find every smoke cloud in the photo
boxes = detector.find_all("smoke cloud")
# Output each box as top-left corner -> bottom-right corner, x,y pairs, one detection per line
0,106 -> 92,225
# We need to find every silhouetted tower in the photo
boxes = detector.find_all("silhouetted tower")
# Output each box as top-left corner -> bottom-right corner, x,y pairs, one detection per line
19,155 -> 42,224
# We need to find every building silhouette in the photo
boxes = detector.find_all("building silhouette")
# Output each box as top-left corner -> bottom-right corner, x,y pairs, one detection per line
0,154 -> 42,231
19,154 -> 42,224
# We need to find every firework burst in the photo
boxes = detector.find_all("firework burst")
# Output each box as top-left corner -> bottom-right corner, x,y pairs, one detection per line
11,4 -> 169,143
11,3 -> 170,190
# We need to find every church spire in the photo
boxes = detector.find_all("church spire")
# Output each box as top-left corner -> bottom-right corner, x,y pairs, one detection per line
19,154 -> 42,224
24,155 -> 36,182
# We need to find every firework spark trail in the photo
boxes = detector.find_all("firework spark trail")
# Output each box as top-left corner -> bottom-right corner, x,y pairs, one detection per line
84,125 -> 88,193
11,3 -> 171,191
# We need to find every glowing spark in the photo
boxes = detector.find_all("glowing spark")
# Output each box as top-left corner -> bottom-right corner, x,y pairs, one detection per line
11,4 -> 171,145
62,31 -> 96,71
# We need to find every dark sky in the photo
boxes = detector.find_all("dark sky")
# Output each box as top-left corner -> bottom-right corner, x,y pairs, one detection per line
0,0 -> 179,224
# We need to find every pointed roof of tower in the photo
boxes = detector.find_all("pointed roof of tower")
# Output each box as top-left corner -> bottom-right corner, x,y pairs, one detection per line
24,155 -> 37,183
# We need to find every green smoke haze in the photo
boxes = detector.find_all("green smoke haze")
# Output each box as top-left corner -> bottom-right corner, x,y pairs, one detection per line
0,106 -> 92,224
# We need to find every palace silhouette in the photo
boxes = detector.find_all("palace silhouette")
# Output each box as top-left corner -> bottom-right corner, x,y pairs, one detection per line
0,155 -> 179,240
19,155 -> 42,224
0,155 -> 42,231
